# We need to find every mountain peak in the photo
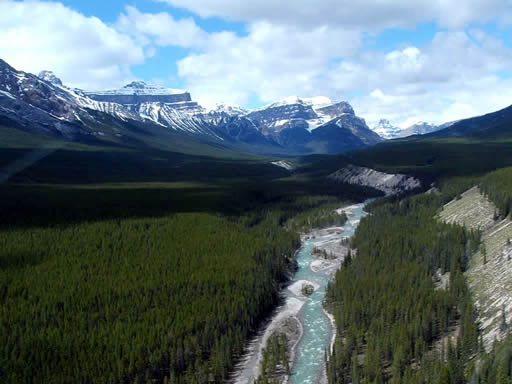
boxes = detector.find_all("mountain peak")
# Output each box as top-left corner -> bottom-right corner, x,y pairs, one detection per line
38,70 -> 63,86
265,95 -> 335,110
372,119 -> 402,139
123,81 -> 149,89
0,59 -> 17,73
209,102 -> 247,116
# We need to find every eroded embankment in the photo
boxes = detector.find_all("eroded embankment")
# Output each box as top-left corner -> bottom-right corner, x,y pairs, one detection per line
328,164 -> 421,195
439,186 -> 512,349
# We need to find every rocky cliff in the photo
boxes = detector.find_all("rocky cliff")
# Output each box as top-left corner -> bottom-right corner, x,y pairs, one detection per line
328,164 -> 421,195
439,186 -> 512,350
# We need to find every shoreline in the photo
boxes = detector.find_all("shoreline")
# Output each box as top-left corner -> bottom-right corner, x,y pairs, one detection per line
230,202 -> 366,384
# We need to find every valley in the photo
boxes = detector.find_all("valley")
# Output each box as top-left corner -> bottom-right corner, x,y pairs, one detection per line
2,36 -> 512,384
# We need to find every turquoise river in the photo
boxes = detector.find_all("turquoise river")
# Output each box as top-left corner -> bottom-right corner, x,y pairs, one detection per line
231,201 -> 369,384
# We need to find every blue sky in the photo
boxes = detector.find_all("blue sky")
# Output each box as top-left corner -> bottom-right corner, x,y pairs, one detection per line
2,0 -> 512,126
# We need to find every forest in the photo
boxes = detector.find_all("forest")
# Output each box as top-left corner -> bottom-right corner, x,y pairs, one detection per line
480,166 -> 512,218
326,173 -> 512,384
0,164 -> 379,384
1,212 -> 300,383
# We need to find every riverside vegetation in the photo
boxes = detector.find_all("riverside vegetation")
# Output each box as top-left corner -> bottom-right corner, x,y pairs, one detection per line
0,150 -> 379,384
325,172 -> 512,384
4,117 -> 512,383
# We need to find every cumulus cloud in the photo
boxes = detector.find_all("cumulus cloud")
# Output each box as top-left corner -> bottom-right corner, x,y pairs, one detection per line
128,2 -> 512,126
0,0 -> 145,89
176,22 -> 361,107
2,1 -> 511,128
159,0 -> 512,29
116,6 -> 208,48
341,30 -> 512,125
173,20 -> 512,126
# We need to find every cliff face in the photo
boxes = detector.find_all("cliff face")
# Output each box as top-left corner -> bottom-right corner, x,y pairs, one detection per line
82,81 -> 198,109
328,164 -> 421,195
85,92 -> 192,105
439,186 -> 512,350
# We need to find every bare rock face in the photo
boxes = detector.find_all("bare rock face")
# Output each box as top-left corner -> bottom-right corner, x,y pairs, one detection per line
38,70 -> 63,87
316,101 -> 354,119
83,81 -> 199,109
439,186 -> 512,349
328,164 -> 421,195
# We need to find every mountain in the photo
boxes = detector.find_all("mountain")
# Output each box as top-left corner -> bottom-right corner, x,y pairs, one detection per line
83,81 -> 204,115
0,59 -> 383,155
245,96 -> 382,152
209,102 -> 248,116
427,105 -> 512,138
0,59 -> 261,150
0,59 -> 145,138
372,119 -> 402,139
308,113 -> 383,153
38,70 -> 63,86
371,119 -> 460,139
396,121 -> 440,138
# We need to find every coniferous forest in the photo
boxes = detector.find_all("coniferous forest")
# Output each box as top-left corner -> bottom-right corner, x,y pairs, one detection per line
0,172 -> 378,383
1,213 -> 299,383
326,174 -> 512,384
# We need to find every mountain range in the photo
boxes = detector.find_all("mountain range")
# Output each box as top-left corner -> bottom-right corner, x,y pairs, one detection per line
371,119 -> 458,139
0,59 -> 382,155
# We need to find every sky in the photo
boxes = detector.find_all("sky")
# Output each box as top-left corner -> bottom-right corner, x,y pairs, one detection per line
1,0 -> 512,127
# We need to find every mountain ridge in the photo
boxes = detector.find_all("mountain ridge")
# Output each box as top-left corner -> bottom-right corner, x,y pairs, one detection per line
0,59 -> 383,155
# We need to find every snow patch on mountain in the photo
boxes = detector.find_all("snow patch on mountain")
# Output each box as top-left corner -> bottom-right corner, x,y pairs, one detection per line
84,81 -> 187,96
372,119 -> 403,139
38,71 -> 63,87
260,95 -> 335,111
209,102 -> 247,116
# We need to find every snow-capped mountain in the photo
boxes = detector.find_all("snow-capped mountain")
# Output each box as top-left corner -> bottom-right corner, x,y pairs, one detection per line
372,119 -> 402,139
83,81 -> 204,115
243,96 -> 377,149
38,70 -> 63,87
0,59 -> 146,137
208,102 -> 248,116
396,121 -> 438,138
247,96 -> 351,134
372,119 -> 459,139
0,58 -> 384,154
397,120 -> 459,138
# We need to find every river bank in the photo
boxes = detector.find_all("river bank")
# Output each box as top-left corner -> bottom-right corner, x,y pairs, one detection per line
229,202 -> 369,384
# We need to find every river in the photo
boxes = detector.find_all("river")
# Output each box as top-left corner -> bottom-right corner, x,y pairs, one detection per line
230,201 -> 369,384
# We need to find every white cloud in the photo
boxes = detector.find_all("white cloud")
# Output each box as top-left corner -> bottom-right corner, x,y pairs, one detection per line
2,1 -> 511,129
173,20 -> 512,126
321,29 -> 512,126
176,22 -> 361,106
159,0 -> 512,29
0,0 -> 145,89
116,6 -> 208,48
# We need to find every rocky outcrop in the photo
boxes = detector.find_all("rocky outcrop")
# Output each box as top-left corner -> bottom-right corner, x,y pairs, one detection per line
439,186 -> 512,349
328,164 -> 421,195
83,81 -> 193,105
316,101 -> 354,119
38,70 -> 63,86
